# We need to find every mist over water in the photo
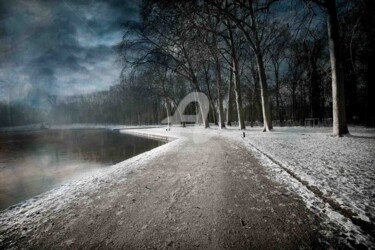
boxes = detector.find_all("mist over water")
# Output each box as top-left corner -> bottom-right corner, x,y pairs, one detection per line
0,129 -> 164,210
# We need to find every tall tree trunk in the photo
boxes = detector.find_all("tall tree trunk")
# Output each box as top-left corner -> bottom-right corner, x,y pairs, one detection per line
246,1 -> 272,132
292,83 -> 297,122
255,51 -> 272,131
325,0 -> 349,136
232,57 -> 245,130
205,74 -> 217,125
228,24 -> 245,130
192,76 -> 210,128
200,95 -> 210,128
215,58 -> 226,129
165,97 -> 172,126
208,15 -> 225,128
273,62 -> 282,124
363,0 -> 375,126
162,79 -> 172,125
226,68 -> 234,126
251,82 -> 255,127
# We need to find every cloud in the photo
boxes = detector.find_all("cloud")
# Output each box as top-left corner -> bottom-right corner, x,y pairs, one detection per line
0,0 -> 139,103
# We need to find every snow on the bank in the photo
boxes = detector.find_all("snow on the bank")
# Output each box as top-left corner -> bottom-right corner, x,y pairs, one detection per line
223,126 -> 375,246
0,133 -> 185,245
1,125 -> 374,247
122,125 -> 375,230
246,127 -> 374,221
129,125 -> 375,246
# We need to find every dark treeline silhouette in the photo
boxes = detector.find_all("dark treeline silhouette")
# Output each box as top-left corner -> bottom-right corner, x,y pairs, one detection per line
1,0 -> 374,135
121,0 -> 375,135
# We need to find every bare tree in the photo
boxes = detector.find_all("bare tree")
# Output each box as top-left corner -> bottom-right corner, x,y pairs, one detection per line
122,1 -> 211,127
310,0 -> 349,136
226,19 -> 246,129
208,0 -> 278,131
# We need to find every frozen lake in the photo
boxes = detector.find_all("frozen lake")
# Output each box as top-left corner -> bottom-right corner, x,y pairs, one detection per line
0,129 -> 164,210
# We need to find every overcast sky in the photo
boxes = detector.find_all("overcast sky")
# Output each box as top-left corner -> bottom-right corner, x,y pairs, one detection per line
0,0 -> 139,103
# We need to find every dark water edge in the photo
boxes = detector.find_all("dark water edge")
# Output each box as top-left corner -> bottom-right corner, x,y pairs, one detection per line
0,129 -> 164,210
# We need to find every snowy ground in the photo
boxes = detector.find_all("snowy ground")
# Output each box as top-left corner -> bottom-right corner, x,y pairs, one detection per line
121,125 -> 375,246
0,131 -> 184,247
221,126 -> 375,245
0,124 -> 374,248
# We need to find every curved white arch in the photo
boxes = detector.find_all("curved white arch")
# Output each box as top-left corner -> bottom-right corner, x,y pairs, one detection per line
161,92 -> 209,125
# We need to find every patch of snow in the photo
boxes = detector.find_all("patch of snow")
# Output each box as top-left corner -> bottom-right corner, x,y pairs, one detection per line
1,125 -> 374,248
0,131 -> 185,244
222,126 -> 375,247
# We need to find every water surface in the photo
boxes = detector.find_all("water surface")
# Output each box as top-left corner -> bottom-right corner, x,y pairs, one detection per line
0,129 -> 164,210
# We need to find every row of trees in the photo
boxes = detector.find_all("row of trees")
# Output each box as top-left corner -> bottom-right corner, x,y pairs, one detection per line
1,0 -> 374,135
0,102 -> 44,127
47,82 -> 165,125
120,0 -> 374,136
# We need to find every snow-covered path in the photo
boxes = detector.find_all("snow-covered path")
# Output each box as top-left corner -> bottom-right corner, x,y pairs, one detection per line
0,125 -> 374,248
0,126 -> 351,249
221,126 -> 375,246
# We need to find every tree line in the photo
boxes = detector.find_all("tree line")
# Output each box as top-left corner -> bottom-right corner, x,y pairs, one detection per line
119,0 -> 375,136
1,0 -> 374,136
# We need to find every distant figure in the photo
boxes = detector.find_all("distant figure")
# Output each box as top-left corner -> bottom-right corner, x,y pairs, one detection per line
243,132 -> 245,138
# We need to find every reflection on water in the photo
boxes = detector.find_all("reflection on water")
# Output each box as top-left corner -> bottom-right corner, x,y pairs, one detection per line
0,129 -> 164,210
